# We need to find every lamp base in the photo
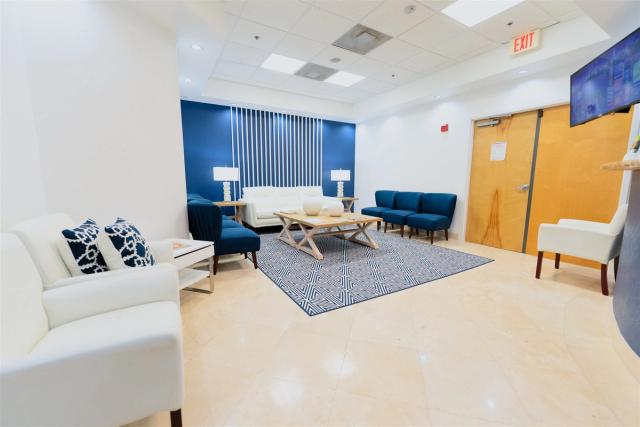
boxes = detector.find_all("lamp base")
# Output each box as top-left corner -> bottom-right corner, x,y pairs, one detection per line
223,182 -> 231,202
337,181 -> 344,198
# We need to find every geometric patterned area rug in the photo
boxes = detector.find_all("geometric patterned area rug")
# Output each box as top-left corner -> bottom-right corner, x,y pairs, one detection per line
258,230 -> 492,316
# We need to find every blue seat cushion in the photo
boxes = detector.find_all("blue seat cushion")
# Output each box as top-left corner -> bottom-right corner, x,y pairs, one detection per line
222,219 -> 242,228
216,227 -> 260,255
382,210 -> 417,225
361,206 -> 391,217
407,213 -> 451,230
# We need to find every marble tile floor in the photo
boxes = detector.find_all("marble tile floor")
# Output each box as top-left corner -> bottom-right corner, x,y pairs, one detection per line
129,236 -> 639,427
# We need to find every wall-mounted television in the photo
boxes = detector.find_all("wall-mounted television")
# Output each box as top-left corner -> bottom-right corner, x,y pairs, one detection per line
570,27 -> 640,127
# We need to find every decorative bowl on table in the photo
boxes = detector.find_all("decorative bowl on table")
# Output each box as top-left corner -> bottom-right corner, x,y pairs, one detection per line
327,201 -> 344,217
302,197 -> 323,216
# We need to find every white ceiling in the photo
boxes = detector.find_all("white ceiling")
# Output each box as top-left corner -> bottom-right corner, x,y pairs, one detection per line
206,0 -> 584,103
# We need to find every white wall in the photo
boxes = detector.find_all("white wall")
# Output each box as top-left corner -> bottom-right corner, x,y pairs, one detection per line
355,65 -> 576,238
0,1 -> 188,239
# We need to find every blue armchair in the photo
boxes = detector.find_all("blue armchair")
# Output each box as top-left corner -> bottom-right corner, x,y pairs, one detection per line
187,199 -> 260,274
187,193 -> 238,227
381,192 -> 422,237
361,190 -> 398,231
407,193 -> 457,244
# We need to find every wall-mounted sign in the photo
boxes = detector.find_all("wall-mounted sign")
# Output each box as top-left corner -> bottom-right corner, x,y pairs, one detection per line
490,142 -> 507,161
510,29 -> 541,55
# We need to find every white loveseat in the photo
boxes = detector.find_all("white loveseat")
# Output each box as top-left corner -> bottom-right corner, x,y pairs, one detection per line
240,186 -> 339,228
0,214 -> 184,426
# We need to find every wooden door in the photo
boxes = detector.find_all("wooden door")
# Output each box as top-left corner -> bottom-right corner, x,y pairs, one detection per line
466,111 -> 539,251
525,104 -> 633,267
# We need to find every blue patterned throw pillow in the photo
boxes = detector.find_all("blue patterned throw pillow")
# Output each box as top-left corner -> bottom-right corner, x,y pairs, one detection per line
100,218 -> 155,268
58,219 -> 109,276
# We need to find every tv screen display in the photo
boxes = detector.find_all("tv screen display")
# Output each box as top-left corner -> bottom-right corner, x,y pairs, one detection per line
570,27 -> 640,127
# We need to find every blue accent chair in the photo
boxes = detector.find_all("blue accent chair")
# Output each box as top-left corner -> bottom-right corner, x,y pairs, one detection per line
407,193 -> 457,244
381,192 -> 422,237
187,199 -> 260,274
361,190 -> 398,231
186,193 -> 236,224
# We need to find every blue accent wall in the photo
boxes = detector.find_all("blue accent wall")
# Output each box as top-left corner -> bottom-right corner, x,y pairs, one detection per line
181,100 -> 356,201
322,119 -> 356,198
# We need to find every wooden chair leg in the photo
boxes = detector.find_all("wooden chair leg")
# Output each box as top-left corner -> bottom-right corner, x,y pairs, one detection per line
444,229 -> 448,241
400,225 -> 404,237
614,256 -> 619,280
430,232 -> 434,244
377,222 -> 380,231
601,264 -> 609,296
170,410 -> 182,427
554,253 -> 560,269
244,253 -> 248,259
408,227 -> 413,239
535,251 -> 543,279
384,222 -> 388,233
213,255 -> 219,275
251,251 -> 258,269
416,229 -> 419,237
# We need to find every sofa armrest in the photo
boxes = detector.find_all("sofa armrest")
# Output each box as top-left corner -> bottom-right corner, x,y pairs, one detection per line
557,219 -> 609,233
241,200 -> 259,226
0,304 -> 183,426
537,224 -> 620,264
42,264 -> 179,328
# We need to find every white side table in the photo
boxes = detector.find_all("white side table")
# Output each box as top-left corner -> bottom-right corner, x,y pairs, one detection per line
171,238 -> 214,294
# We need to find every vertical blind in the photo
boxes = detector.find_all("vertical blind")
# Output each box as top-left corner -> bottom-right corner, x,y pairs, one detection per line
230,106 -> 323,199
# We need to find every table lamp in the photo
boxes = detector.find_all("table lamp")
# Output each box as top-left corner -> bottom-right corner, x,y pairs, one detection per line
213,167 -> 239,201
330,169 -> 351,198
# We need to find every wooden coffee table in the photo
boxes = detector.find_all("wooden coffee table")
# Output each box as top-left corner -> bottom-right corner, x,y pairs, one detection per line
275,211 -> 382,260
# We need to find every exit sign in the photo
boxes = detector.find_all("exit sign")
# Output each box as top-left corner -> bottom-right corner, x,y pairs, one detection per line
511,29 -> 540,55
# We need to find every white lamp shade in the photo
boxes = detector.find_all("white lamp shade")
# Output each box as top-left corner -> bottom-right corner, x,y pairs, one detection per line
213,167 -> 239,181
330,169 -> 351,181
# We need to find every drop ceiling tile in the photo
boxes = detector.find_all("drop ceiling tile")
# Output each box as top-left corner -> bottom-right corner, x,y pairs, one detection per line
229,18 -> 286,51
416,0 -> 454,12
241,0 -> 310,31
290,6 -> 355,43
312,45 -> 362,70
220,41 -> 269,66
430,29 -> 495,59
224,0 -> 245,15
312,0 -> 383,21
351,77 -> 396,94
398,13 -> 466,53
283,75 -> 321,94
367,38 -> 422,64
251,67 -> 290,85
361,0 -> 434,37
398,50 -> 450,73
534,0 -> 583,22
472,2 -> 557,44
213,60 -> 256,81
346,57 -> 419,85
272,34 -> 325,61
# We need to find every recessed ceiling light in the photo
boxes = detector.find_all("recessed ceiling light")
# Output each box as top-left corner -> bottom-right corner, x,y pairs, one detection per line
404,5 -> 416,14
442,0 -> 525,27
191,44 -> 202,51
260,53 -> 305,74
184,78 -> 192,84
325,71 -> 365,87
330,57 -> 341,63
519,69 -> 528,74
435,95 -> 442,99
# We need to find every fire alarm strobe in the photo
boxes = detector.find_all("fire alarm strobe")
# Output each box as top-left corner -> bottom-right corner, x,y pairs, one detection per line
441,124 -> 449,132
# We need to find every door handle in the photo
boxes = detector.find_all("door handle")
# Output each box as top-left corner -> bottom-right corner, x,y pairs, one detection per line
517,184 -> 530,192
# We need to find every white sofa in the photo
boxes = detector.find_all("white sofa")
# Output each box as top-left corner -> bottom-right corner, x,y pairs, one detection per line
240,186 -> 340,228
0,233 -> 184,427
536,204 -> 628,296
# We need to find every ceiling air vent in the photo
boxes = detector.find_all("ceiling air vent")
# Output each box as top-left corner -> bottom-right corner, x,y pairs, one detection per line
332,24 -> 392,55
295,63 -> 337,81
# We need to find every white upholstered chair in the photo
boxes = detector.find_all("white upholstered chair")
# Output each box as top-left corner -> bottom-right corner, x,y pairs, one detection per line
0,233 -> 184,426
536,204 -> 628,295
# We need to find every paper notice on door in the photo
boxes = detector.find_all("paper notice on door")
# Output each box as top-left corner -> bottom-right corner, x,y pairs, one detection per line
490,142 -> 507,161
